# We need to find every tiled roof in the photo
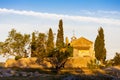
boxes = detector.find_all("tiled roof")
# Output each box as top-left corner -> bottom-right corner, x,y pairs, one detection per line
71,37 -> 93,49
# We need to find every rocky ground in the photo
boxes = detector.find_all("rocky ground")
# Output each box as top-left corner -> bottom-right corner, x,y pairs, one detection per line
0,68 -> 39,77
104,66 -> 120,78
0,66 -> 120,80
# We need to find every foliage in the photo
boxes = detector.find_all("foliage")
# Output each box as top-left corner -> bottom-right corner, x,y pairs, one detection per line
0,29 -> 30,57
105,59 -> 114,67
48,45 -> 73,73
87,59 -> 99,69
46,19 -> 73,73
31,32 -> 37,57
36,33 -> 47,58
15,56 -> 22,60
31,32 -> 47,58
65,44 -> 73,57
113,52 -> 120,65
0,42 -> 5,54
56,19 -> 64,49
46,28 -> 54,56
94,27 -> 106,63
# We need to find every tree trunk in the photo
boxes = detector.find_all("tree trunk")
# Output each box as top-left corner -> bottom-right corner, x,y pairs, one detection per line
100,59 -> 105,67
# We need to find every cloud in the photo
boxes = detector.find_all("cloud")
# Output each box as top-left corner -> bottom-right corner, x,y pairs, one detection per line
80,10 -> 120,15
0,8 -> 120,26
97,10 -> 120,15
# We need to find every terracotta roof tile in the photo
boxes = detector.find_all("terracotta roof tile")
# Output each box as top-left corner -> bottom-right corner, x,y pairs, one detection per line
71,37 -> 93,48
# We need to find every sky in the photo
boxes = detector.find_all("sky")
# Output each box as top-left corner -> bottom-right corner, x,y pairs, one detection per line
0,0 -> 120,62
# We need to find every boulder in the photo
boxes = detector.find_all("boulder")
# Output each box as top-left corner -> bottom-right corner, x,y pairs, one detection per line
5,57 -> 38,68
5,59 -> 16,67
5,57 -> 52,68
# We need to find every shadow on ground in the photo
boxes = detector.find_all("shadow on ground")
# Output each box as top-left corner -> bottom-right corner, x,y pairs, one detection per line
0,66 -> 120,80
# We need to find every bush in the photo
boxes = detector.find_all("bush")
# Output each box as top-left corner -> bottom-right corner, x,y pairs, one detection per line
87,59 -> 99,69
113,52 -> 120,65
15,56 -> 22,60
105,59 -> 114,67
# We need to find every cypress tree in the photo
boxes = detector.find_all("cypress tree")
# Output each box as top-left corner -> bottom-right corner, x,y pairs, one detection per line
46,28 -> 54,54
56,19 -> 64,49
36,33 -> 46,58
31,32 -> 36,57
94,27 -> 106,63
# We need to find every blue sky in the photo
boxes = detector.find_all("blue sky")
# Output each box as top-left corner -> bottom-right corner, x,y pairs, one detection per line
0,0 -> 120,14
0,0 -> 120,61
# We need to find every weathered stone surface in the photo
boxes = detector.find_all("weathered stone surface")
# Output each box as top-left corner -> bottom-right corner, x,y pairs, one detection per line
5,59 -> 17,67
0,68 -> 43,77
104,66 -> 120,78
64,57 -> 94,68
0,67 -> 119,79
62,75 -> 119,80
5,57 -> 52,68
33,71 -> 41,76
63,75 -> 79,80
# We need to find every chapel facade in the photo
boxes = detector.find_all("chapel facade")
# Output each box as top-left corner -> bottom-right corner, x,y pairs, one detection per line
70,36 -> 95,58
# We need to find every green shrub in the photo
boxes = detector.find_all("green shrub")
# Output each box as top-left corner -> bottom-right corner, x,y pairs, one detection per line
113,52 -> 120,65
105,59 -> 114,67
87,59 -> 99,69
15,56 -> 22,60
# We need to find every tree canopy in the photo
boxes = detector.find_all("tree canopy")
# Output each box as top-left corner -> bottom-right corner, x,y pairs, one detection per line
31,32 -> 37,57
113,52 -> 120,65
46,28 -> 54,56
94,27 -> 106,63
56,19 -> 64,49
0,29 -> 30,57
31,32 -> 46,58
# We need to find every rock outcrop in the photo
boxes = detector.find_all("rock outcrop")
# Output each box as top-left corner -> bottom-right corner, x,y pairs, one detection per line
5,57 -> 52,68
